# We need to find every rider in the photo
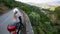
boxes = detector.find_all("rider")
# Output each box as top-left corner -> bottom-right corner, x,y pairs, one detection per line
13,9 -> 24,34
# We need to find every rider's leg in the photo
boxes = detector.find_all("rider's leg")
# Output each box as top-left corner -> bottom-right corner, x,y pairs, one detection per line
20,22 -> 24,27
17,23 -> 22,34
19,16 -> 24,27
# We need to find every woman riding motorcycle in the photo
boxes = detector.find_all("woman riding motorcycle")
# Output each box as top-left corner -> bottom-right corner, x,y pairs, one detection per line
13,10 -> 24,34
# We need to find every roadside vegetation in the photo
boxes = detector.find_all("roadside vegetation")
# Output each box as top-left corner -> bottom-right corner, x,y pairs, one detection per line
0,0 -> 60,34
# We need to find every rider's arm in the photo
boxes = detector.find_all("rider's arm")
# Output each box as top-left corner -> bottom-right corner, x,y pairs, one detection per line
13,13 -> 16,19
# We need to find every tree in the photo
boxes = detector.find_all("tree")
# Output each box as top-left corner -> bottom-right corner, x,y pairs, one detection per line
54,6 -> 60,20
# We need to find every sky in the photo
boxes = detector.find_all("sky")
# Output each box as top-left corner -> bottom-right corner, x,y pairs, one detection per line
15,0 -> 60,4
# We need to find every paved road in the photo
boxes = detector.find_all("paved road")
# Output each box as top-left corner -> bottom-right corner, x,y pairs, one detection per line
0,10 -> 14,34
21,12 -> 34,34
25,13 -> 34,34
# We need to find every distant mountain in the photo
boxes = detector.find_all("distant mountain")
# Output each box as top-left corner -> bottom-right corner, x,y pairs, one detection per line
25,1 -> 60,9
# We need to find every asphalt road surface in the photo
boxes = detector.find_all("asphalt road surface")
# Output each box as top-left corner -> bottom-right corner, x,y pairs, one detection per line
0,9 -> 16,34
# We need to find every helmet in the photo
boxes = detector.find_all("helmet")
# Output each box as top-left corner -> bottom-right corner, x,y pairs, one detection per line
13,9 -> 18,14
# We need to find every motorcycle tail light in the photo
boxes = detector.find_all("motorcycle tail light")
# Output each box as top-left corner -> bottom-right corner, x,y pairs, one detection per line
7,25 -> 16,31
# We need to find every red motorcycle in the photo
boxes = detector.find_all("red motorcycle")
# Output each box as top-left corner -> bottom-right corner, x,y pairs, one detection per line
7,23 -> 23,34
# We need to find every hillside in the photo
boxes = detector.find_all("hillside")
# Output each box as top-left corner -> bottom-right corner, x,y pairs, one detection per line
0,3 -> 9,15
0,0 -> 60,34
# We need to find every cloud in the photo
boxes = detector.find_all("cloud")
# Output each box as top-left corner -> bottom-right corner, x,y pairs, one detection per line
16,0 -> 59,4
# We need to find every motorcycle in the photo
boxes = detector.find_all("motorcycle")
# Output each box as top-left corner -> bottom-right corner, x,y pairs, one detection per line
7,23 -> 23,34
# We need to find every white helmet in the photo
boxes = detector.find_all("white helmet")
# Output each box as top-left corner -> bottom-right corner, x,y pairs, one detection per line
13,8 -> 19,13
